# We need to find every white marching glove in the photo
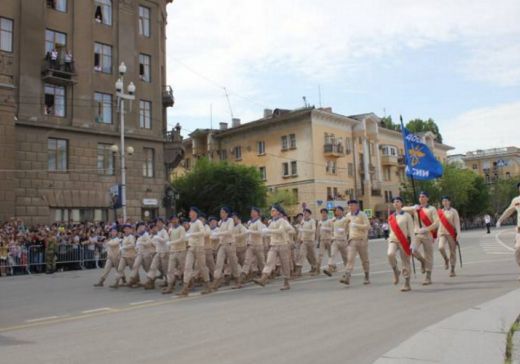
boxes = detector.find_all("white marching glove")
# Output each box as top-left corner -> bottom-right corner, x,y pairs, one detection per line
185,233 -> 192,240
418,228 -> 428,234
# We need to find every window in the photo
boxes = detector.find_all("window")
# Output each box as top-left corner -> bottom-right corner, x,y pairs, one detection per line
184,158 -> 191,170
44,84 -> 65,117
257,141 -> 265,155
94,42 -> 112,73
53,208 -> 107,223
97,144 -> 114,175
94,0 -> 112,26
47,0 -> 67,12
327,187 -> 332,200
138,6 -> 151,37
139,100 -> 151,129
48,138 -> 68,172
472,164 -> 478,170
45,29 -> 66,55
281,135 -> 288,150
384,191 -> 389,203
345,138 -> 351,153
289,133 -> 296,149
282,162 -> 289,177
234,146 -> 242,160
259,166 -> 266,181
219,149 -> 227,161
291,160 -> 297,175
326,160 -> 337,175
139,54 -> 151,82
383,167 -> 391,181
347,162 -> 354,177
94,92 -> 112,124
0,17 -> 13,52
143,148 -> 155,177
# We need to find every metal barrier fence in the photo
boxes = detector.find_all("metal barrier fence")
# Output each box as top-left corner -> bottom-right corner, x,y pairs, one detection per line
3,245 -> 107,275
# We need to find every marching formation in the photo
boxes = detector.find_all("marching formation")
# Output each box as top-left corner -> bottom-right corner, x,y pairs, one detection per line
93,182 -> 520,297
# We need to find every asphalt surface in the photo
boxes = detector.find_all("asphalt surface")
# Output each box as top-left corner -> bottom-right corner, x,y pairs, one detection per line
0,228 -> 519,364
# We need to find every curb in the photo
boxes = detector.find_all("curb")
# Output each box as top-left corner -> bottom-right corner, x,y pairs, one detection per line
374,288 -> 520,364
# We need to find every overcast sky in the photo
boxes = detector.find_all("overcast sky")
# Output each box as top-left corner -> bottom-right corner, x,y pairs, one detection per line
164,0 -> 520,154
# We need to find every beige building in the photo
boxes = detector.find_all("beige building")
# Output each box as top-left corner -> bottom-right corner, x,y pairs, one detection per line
0,0 -> 184,224
448,147 -> 520,183
181,107 -> 453,218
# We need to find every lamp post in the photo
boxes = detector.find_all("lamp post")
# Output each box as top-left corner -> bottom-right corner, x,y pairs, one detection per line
115,62 -> 135,222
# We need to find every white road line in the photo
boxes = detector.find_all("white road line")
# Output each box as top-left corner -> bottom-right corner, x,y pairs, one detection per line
82,307 -> 112,314
25,316 -> 59,323
129,300 -> 155,306
494,232 -> 515,252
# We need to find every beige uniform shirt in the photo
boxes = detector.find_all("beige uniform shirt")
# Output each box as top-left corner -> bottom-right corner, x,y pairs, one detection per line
498,196 -> 520,229
247,218 -> 266,246
203,225 -> 212,250
300,218 -> 316,242
345,211 -> 370,241
136,233 -> 155,255
168,225 -> 186,253
437,208 -> 462,237
388,211 -> 416,246
332,216 -> 348,241
217,218 -> 235,244
268,218 -> 290,246
233,223 -> 248,248
105,237 -> 121,258
121,234 -> 136,259
153,228 -> 169,254
317,218 -> 333,241
186,219 -> 205,247
209,226 -> 220,249
404,205 -> 440,237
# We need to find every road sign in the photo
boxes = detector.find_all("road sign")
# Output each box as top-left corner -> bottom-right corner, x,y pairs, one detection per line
327,201 -> 334,210
364,208 -> 373,218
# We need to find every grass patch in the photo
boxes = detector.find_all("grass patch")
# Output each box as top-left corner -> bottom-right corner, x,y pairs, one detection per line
505,316 -> 520,364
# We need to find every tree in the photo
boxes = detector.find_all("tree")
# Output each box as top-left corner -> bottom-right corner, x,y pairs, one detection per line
490,177 -> 520,217
406,118 -> 443,143
265,189 -> 299,217
172,158 -> 267,218
379,116 -> 401,131
462,175 -> 490,218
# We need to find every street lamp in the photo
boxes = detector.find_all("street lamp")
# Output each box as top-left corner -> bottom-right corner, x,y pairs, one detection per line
115,61 -> 135,222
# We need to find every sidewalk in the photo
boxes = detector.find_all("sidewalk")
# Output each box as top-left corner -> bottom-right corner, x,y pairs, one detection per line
374,287 -> 520,364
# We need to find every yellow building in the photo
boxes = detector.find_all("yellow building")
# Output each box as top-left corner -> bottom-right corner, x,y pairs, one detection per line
180,107 -> 453,217
448,147 -> 520,183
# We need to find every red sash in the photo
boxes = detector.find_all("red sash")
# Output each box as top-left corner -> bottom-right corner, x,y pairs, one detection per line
388,214 -> 411,256
418,207 -> 437,239
438,209 -> 457,240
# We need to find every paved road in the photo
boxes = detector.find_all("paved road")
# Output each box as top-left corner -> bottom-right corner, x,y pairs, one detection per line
0,228 -> 518,364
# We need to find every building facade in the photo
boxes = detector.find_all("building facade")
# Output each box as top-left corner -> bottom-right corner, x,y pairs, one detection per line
448,147 -> 520,183
180,107 -> 453,217
0,0 -> 184,224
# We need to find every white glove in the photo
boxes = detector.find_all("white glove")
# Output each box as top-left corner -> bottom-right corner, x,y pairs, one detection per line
418,228 -> 428,234
185,233 -> 192,239
261,228 -> 270,236
496,221 -> 501,228
350,223 -> 358,229
413,204 -> 420,210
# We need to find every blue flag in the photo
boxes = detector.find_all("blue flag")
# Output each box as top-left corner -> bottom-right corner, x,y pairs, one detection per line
401,122 -> 443,180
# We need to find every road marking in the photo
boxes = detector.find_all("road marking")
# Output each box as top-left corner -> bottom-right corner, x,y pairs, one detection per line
494,231 -> 515,252
25,316 -> 60,323
82,307 -> 112,314
129,300 -> 155,306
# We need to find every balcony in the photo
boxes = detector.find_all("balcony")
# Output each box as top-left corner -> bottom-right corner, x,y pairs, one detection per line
397,156 -> 406,168
162,85 -> 175,108
164,124 -> 185,173
41,58 -> 76,86
324,143 -> 344,157
381,154 -> 398,166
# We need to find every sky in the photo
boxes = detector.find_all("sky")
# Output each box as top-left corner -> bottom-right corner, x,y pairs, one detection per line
164,0 -> 520,154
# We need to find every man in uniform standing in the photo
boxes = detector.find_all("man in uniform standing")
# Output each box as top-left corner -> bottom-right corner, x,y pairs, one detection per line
93,226 -> 120,287
437,196 -> 461,277
296,208 -> 319,276
129,222 -> 155,288
232,212 -> 248,268
317,208 -> 333,273
323,206 -> 348,277
242,207 -> 266,281
212,207 -> 242,290
162,215 -> 186,294
387,197 -> 415,292
404,191 -> 439,286
111,224 -> 136,288
343,200 -> 370,285
496,182 -> 520,280
143,218 -> 170,289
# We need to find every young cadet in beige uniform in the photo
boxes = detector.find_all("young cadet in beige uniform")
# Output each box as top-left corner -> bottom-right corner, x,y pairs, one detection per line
290,213 -> 303,276
343,200 -> 370,285
232,213 -> 248,268
212,207 -> 242,290
242,207 -> 266,280
178,207 -> 213,297
296,208 -> 319,276
496,182 -> 520,280
143,218 -> 170,289
129,222 -> 155,288
254,204 -> 292,290
200,216 -> 215,280
93,226 -> 121,287
437,196 -> 461,277
206,216 -> 219,280
387,197 -> 415,292
323,206 -> 349,277
111,224 -> 136,288
162,216 -> 186,294
403,191 -> 439,286
317,208 -> 333,274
